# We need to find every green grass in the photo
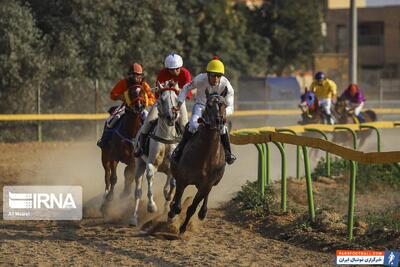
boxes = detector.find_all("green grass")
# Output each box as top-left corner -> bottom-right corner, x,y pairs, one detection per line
232,180 -> 275,218
363,210 -> 400,231
312,157 -> 400,190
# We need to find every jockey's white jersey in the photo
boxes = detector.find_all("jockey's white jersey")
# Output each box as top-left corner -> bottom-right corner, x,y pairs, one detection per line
178,73 -> 234,116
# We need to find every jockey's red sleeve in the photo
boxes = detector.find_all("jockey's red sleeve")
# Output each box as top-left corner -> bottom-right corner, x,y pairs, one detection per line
110,79 -> 127,100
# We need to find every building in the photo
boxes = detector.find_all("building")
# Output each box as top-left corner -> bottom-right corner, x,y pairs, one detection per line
324,3 -> 400,99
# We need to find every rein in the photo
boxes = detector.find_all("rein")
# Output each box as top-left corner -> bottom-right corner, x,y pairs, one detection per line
149,133 -> 180,144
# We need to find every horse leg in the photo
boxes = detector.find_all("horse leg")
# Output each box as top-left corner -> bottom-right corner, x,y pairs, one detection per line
180,189 -> 207,234
129,159 -> 146,226
106,161 -> 118,201
198,188 -> 212,220
168,180 -> 185,219
121,163 -> 135,199
145,162 -> 158,213
100,159 -> 112,215
164,173 -> 175,202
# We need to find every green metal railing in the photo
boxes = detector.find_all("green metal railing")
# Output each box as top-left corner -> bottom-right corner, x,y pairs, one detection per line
230,121 -> 396,240
305,128 -> 331,177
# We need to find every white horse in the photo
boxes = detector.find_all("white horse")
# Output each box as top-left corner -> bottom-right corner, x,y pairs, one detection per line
129,82 -> 188,226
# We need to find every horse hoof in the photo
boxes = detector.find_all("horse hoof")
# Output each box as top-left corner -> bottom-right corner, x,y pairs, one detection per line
179,225 -> 186,234
148,203 -> 158,213
165,194 -> 173,202
168,210 -> 176,219
100,203 -> 108,216
106,193 -> 114,202
198,210 -> 207,220
173,206 -> 181,215
128,216 -> 138,227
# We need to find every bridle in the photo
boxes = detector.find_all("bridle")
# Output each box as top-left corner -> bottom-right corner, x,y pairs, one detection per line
157,87 -> 179,121
202,94 -> 226,131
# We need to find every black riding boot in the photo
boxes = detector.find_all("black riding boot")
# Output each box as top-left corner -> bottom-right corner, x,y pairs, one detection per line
171,127 -> 193,161
97,123 -> 108,149
134,133 -> 148,157
221,133 -> 236,165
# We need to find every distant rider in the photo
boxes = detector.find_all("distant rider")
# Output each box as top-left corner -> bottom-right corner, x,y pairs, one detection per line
310,71 -> 337,125
339,83 -> 366,123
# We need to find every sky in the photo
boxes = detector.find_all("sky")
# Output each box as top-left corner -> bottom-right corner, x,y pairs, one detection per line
366,0 -> 400,6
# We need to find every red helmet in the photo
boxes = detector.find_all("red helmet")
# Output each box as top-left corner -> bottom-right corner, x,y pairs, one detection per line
349,84 -> 358,95
128,63 -> 143,75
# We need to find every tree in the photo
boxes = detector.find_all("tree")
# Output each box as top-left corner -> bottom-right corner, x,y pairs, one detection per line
252,0 -> 324,75
176,0 -> 270,81
0,0 -> 48,113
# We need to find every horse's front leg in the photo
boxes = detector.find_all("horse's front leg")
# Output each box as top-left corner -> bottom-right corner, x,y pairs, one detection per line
164,174 -> 175,202
198,189 -> 211,220
129,159 -> 146,226
105,161 -> 118,201
145,141 -> 163,213
121,162 -> 135,199
168,181 -> 186,220
179,187 -> 210,234
145,162 -> 158,213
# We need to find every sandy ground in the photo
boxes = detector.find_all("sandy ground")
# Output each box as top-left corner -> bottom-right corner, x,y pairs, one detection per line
1,124 -> 400,266
0,141 -> 336,266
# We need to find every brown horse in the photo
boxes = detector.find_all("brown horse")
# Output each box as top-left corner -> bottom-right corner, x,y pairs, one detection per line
333,97 -> 377,148
100,85 -> 146,213
169,90 -> 227,234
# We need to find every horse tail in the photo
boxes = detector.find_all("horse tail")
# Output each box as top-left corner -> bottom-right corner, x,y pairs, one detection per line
365,109 -> 377,122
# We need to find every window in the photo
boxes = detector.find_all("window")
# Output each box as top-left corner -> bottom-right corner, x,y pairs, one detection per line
358,21 -> 384,46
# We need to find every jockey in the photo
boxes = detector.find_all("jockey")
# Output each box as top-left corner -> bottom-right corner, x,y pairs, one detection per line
310,71 -> 337,125
96,63 -> 156,148
134,53 -> 192,157
171,56 -> 236,165
339,84 -> 366,123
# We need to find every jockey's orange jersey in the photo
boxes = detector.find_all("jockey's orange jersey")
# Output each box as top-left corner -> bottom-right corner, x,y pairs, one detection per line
110,79 -> 156,106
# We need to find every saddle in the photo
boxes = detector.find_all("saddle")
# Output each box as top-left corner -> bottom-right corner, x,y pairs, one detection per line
106,105 -> 126,128
142,119 -> 182,156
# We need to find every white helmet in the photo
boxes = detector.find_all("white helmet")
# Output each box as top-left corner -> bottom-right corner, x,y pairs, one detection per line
164,53 -> 183,69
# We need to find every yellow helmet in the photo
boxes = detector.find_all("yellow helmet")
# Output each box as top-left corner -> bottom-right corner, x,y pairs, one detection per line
206,56 -> 224,74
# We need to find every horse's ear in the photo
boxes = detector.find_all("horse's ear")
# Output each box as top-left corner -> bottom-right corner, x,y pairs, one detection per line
205,88 -> 210,99
221,86 -> 228,97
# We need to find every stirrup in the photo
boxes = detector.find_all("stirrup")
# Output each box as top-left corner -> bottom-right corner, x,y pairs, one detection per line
97,139 -> 103,149
226,154 -> 236,165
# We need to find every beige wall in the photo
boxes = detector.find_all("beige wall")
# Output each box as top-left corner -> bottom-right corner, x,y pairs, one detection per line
326,6 -> 400,66
328,0 -> 366,9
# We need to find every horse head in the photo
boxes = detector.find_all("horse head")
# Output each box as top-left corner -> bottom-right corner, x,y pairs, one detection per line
334,96 -> 348,116
156,81 -> 180,126
126,84 -> 146,114
299,90 -> 319,113
202,88 -> 227,131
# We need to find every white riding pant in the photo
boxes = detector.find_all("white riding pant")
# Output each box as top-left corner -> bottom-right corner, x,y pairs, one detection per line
349,102 -> 364,116
189,103 -> 228,134
318,98 -> 332,115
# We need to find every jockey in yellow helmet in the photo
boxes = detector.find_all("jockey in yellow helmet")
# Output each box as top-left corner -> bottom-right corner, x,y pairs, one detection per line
171,56 -> 236,165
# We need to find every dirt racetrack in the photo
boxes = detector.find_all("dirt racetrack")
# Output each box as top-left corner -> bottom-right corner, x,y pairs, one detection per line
1,125 -> 400,266
0,141 -> 336,266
